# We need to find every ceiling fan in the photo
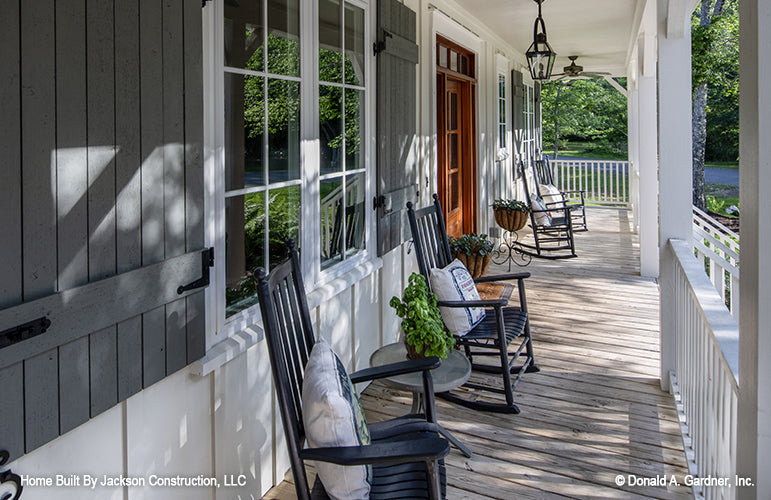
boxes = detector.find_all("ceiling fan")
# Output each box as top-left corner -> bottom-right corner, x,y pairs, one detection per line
551,56 -> 611,80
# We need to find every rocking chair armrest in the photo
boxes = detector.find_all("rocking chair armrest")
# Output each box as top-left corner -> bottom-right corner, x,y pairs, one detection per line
436,298 -> 507,308
350,356 -> 441,384
474,272 -> 530,283
300,437 -> 450,466
559,189 -> 585,196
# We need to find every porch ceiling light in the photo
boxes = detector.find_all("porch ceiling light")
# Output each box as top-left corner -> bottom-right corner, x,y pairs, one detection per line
525,0 -> 557,80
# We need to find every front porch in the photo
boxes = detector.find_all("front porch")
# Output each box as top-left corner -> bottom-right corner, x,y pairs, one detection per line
267,207 -> 692,499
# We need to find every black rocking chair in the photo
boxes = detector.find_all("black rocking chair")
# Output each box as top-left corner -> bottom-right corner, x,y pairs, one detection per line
519,161 -> 577,259
254,241 -> 449,500
534,157 -> 588,231
406,196 -> 539,414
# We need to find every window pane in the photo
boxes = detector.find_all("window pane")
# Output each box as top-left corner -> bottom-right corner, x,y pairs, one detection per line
320,177 -> 344,269
319,0 -> 342,82
267,0 -> 300,76
345,88 -> 364,171
345,173 -> 366,255
450,51 -> 458,72
267,185 -> 301,270
226,73 -> 265,190
224,0 -> 264,71
344,3 -> 365,86
268,79 -> 301,182
438,46 -> 448,68
319,85 -> 343,175
226,192 -> 265,317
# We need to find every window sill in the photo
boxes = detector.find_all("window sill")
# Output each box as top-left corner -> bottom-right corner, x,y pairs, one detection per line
190,256 -> 383,376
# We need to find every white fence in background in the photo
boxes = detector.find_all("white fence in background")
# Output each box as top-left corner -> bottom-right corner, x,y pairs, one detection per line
692,206 -> 740,317
320,177 -> 361,259
550,159 -> 630,206
668,239 -> 739,500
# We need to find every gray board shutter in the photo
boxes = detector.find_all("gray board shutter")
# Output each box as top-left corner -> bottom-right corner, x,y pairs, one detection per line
0,0 -> 207,461
375,0 -> 420,256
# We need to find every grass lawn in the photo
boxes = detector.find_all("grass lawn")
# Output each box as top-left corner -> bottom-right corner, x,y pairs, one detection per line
705,161 -> 739,170
705,183 -> 739,218
544,141 -> 627,161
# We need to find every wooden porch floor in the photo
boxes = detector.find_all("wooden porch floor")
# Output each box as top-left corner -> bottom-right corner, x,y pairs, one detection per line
266,208 -> 691,499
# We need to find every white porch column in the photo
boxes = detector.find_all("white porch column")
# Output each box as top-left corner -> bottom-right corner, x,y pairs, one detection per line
656,0 -> 693,390
637,4 -> 659,278
627,60 -> 640,232
737,0 -> 771,496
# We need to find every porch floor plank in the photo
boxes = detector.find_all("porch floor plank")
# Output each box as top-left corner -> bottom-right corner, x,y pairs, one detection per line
264,208 -> 691,499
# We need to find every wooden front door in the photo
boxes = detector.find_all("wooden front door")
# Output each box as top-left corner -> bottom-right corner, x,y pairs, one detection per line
437,37 -> 476,238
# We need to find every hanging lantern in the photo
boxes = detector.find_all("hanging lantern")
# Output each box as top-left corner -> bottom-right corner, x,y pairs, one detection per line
525,0 -> 557,80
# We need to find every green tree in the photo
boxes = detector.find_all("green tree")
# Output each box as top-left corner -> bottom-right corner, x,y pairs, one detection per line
541,78 -> 628,158
692,0 -> 738,209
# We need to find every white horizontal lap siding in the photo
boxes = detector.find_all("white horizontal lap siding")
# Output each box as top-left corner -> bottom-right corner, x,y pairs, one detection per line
0,0 -> 206,463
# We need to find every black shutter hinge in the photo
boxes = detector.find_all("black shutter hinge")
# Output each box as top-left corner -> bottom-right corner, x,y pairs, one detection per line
373,31 -> 393,56
0,450 -> 22,500
178,248 -> 215,295
0,317 -> 51,351
373,195 -> 393,215
202,0 -> 212,8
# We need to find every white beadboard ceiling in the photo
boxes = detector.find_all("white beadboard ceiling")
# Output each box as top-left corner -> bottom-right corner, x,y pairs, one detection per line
450,0 -> 641,77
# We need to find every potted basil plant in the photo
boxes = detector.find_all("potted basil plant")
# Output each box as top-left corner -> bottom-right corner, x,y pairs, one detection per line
389,273 -> 455,360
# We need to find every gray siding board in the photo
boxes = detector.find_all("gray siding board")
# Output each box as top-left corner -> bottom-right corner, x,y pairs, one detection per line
21,0 -> 57,302
58,338 -> 90,434
117,316 -> 143,401
140,0 -> 166,266
165,298 -> 187,374
143,306 -> 166,388
0,364 -> 25,460
89,327 -> 118,416
0,0 -> 22,310
115,0 -> 143,274
186,291 -> 206,362
87,0 -> 118,282
24,349 -> 59,452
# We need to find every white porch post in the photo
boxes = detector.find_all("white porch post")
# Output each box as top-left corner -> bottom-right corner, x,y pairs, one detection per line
737,0 -> 771,496
637,1 -> 659,279
627,61 -> 640,232
656,0 -> 692,390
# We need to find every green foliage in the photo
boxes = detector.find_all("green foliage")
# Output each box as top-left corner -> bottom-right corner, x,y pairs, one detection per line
492,199 -> 529,212
706,195 -> 739,217
389,273 -> 455,359
692,2 -> 739,161
448,233 -> 493,256
541,79 -> 628,157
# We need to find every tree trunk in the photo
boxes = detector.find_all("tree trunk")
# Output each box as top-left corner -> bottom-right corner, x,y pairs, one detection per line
692,82 -> 708,210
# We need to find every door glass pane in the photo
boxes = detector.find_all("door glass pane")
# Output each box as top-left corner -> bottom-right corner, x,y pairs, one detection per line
268,78 -> 300,182
224,0 -> 264,71
319,0 -> 342,82
320,177 -> 344,269
226,192 -> 265,317
450,51 -> 458,72
450,172 -> 459,210
344,3 -> 365,86
345,88 -> 364,171
226,74 -> 265,190
267,185 -> 301,269
345,173 -> 366,255
267,0 -> 300,77
319,85 -> 343,175
449,92 -> 458,130
449,134 -> 458,171
438,46 -> 448,68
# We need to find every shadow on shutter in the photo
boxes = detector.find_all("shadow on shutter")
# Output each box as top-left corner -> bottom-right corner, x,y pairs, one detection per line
511,70 -> 524,170
375,0 -> 420,256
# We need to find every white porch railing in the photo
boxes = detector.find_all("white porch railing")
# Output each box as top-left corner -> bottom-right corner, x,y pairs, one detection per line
550,159 -> 630,206
668,239 -> 739,500
320,177 -> 362,259
692,206 -> 740,317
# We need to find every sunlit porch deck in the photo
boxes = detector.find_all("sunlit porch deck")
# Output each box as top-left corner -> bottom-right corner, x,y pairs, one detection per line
267,207 -> 691,499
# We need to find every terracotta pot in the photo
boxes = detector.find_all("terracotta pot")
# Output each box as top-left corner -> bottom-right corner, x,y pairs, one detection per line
452,252 -> 491,279
493,207 -> 529,232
